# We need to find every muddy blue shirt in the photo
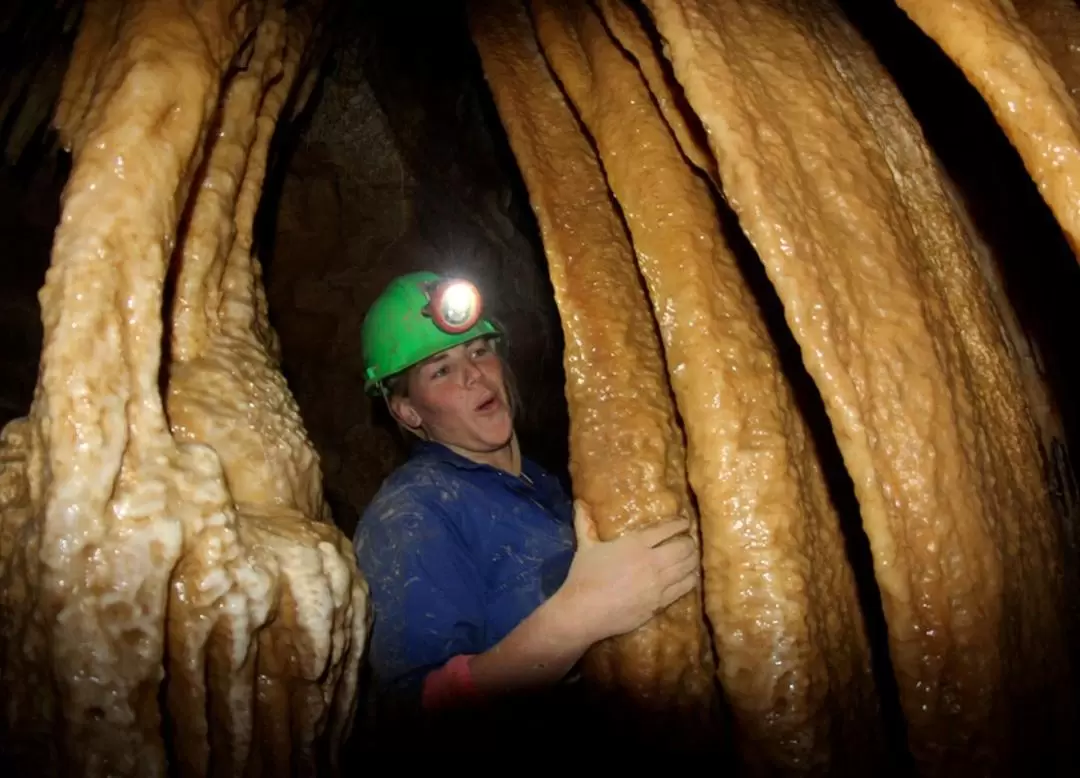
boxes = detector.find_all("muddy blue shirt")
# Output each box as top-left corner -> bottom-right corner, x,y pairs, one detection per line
353,440 -> 575,702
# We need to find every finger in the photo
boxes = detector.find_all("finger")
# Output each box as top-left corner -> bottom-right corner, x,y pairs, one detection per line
659,571 -> 699,609
659,550 -> 701,589
637,518 -> 692,548
650,535 -> 697,568
572,500 -> 599,547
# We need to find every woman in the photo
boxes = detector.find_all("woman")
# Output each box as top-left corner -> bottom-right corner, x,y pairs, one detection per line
353,271 -> 700,726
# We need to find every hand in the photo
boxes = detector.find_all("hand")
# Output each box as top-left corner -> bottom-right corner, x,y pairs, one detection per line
551,500 -> 701,647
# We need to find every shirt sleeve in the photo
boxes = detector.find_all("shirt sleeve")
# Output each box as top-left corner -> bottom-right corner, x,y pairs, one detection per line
420,653 -> 479,710
353,491 -> 486,701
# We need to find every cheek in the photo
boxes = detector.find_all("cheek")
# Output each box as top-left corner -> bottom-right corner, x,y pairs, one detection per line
415,383 -> 471,424
481,361 -> 506,390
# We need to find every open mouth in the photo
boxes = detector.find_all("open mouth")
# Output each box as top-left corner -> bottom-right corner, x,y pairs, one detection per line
475,395 -> 500,413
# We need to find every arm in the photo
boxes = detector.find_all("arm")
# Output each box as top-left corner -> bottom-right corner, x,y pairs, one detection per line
353,500 -> 487,705
424,501 -> 701,706
356,496 -> 577,709
463,585 -> 593,691
419,589 -> 591,710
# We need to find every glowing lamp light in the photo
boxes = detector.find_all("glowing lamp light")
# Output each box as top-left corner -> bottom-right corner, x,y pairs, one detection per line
428,278 -> 483,334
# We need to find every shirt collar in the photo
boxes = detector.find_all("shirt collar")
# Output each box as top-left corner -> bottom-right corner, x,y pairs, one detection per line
411,439 -> 544,482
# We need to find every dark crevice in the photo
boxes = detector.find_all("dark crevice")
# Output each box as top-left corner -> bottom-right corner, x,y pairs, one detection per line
253,41 -> 329,283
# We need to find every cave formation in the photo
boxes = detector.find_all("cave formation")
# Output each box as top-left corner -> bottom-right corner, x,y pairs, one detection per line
1,0 -> 1080,775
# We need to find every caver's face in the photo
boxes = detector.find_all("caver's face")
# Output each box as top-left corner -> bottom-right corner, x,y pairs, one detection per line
390,337 -> 513,453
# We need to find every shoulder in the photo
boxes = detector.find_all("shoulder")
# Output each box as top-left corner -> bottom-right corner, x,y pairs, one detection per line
522,455 -> 563,486
353,457 -> 464,555
361,454 -> 465,521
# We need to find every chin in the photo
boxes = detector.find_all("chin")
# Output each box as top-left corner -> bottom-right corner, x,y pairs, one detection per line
475,417 -> 514,451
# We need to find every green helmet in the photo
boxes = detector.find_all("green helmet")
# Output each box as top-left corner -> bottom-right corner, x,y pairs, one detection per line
362,271 -> 500,395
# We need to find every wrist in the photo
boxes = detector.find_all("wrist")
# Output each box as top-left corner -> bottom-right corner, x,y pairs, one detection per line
541,586 -> 600,653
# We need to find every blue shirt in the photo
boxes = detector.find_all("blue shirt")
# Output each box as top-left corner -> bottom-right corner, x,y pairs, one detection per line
353,440 -> 576,702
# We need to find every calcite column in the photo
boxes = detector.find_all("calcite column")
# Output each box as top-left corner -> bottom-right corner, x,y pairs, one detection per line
640,0 -> 1074,772
895,0 -> 1080,257
531,0 -> 881,772
469,0 -> 717,750
0,1 -> 370,776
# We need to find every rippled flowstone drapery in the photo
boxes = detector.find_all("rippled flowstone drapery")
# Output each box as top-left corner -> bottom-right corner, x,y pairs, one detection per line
471,0 -> 1077,775
0,1 -> 371,776
469,0 -> 718,752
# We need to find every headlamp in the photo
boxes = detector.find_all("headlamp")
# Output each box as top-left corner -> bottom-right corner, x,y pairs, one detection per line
425,278 -> 483,334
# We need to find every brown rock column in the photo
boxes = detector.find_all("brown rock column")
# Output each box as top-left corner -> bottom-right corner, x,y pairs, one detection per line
468,0 -> 717,748
640,0 -> 1074,771
1011,0 -> 1080,104
530,0 -> 881,773
895,0 -> 1080,258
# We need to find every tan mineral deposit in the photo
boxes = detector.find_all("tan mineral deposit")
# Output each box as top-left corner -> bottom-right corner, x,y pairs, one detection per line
0,0 -> 1077,776
0,1 -> 371,776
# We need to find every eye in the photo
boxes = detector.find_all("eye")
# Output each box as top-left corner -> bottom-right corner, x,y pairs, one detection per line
471,343 -> 491,358
429,365 -> 449,379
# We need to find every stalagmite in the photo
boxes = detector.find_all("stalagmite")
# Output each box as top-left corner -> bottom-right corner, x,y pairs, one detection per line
895,0 -> 1080,257
633,0 -> 1073,772
468,0 -> 717,745
529,0 -> 879,772
0,0 -> 370,775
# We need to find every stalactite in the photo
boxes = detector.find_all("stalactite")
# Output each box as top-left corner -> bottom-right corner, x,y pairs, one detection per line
895,0 -> 1080,258
471,0 -> 1077,773
640,0 -> 1074,770
529,0 -> 880,772
592,0 -> 719,189
0,1 -> 370,775
468,0 -> 718,749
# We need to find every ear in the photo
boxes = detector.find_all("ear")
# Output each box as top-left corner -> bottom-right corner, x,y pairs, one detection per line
388,394 -> 423,430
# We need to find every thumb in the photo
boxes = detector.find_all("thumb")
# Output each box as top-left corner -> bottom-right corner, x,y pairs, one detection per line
572,500 -> 599,547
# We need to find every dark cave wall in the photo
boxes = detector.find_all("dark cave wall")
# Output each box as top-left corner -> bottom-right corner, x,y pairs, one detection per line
0,2 -> 80,429
0,2 -> 80,426
0,159 -> 60,425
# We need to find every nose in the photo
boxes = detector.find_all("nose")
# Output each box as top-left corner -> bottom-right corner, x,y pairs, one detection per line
461,359 -> 483,386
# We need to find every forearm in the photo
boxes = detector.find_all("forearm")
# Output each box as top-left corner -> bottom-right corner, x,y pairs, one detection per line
467,590 -> 593,693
